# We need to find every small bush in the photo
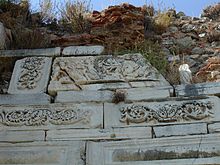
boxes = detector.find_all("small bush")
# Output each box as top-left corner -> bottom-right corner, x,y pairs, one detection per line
133,40 -> 168,74
59,0 -> 92,33
154,11 -> 172,34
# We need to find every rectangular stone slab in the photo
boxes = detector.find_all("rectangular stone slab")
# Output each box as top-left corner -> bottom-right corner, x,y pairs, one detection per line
0,141 -> 85,165
48,54 -> 170,95
0,47 -> 61,57
55,90 -> 113,103
0,93 -> 51,105
208,122 -> 220,133
0,103 -> 103,130
104,96 -> 220,128
175,82 -> 220,97
47,127 -> 152,141
8,57 -> 52,94
153,123 -> 207,138
86,134 -> 220,165
0,130 -> 45,142
62,45 -> 104,56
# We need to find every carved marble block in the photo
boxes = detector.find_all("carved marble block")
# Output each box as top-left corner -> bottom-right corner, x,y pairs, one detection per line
104,96 -> 220,128
87,134 -> 220,165
0,103 -> 103,129
62,45 -> 104,56
8,57 -> 52,94
48,54 -> 169,95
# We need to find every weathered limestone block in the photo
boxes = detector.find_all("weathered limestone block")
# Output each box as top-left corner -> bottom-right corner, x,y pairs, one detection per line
87,134 -> 220,165
48,54 -> 170,95
0,93 -> 51,105
153,123 -> 207,138
55,90 -> 113,103
175,82 -> 220,97
0,141 -> 85,165
125,87 -> 171,101
47,127 -> 152,141
0,130 -> 45,142
8,57 -> 52,94
0,103 -> 103,130
0,47 -> 61,57
81,82 -> 130,90
62,45 -> 104,56
104,96 -> 220,128
208,122 -> 220,133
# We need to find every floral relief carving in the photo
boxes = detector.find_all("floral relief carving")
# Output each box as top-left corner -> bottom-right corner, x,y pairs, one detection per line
120,101 -> 214,124
17,57 -> 45,89
51,54 -> 158,85
0,108 -> 91,126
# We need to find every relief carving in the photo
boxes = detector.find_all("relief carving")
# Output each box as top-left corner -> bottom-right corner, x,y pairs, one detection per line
0,108 -> 91,126
17,57 -> 45,89
120,101 -> 214,124
51,54 -> 158,86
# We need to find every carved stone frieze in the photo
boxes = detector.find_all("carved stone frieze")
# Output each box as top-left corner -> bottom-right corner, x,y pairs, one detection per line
48,54 -> 169,95
8,57 -> 52,94
17,57 -> 45,89
0,107 -> 91,126
120,101 -> 214,123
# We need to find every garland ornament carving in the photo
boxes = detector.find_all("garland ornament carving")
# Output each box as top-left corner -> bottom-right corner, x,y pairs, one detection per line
120,101 -> 214,124
0,108 -> 91,126
17,57 -> 45,89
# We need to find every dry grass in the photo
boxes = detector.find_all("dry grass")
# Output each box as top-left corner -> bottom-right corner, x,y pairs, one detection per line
154,11 -> 172,34
202,3 -> 220,20
59,0 -> 92,33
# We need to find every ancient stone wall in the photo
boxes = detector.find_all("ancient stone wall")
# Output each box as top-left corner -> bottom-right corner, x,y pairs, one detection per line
0,46 -> 220,164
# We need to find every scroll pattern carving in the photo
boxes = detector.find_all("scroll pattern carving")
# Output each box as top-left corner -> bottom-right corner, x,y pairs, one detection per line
17,57 -> 45,89
0,108 -> 91,126
51,54 -> 157,85
120,101 -> 214,123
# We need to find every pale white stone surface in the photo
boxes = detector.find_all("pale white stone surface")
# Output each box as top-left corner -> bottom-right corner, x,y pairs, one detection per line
55,90 -> 113,103
208,122 -> 220,133
0,47 -> 61,57
8,57 -> 52,94
47,127 -> 152,141
179,63 -> 192,84
49,54 -> 170,94
62,45 -> 104,56
86,134 -> 220,165
0,141 -> 85,165
81,82 -> 130,91
125,87 -> 171,101
0,130 -> 44,142
0,103 -> 103,130
175,82 -> 220,97
153,123 -> 207,137
0,93 -> 51,105
104,96 -> 220,128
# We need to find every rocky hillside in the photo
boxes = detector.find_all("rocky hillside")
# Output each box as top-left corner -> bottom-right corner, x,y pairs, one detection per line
0,2 -> 220,93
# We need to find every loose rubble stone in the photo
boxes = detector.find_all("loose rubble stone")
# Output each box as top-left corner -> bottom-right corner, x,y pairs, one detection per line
0,47 -> 61,57
62,45 -> 104,56
8,57 -> 52,94
153,123 -> 207,137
